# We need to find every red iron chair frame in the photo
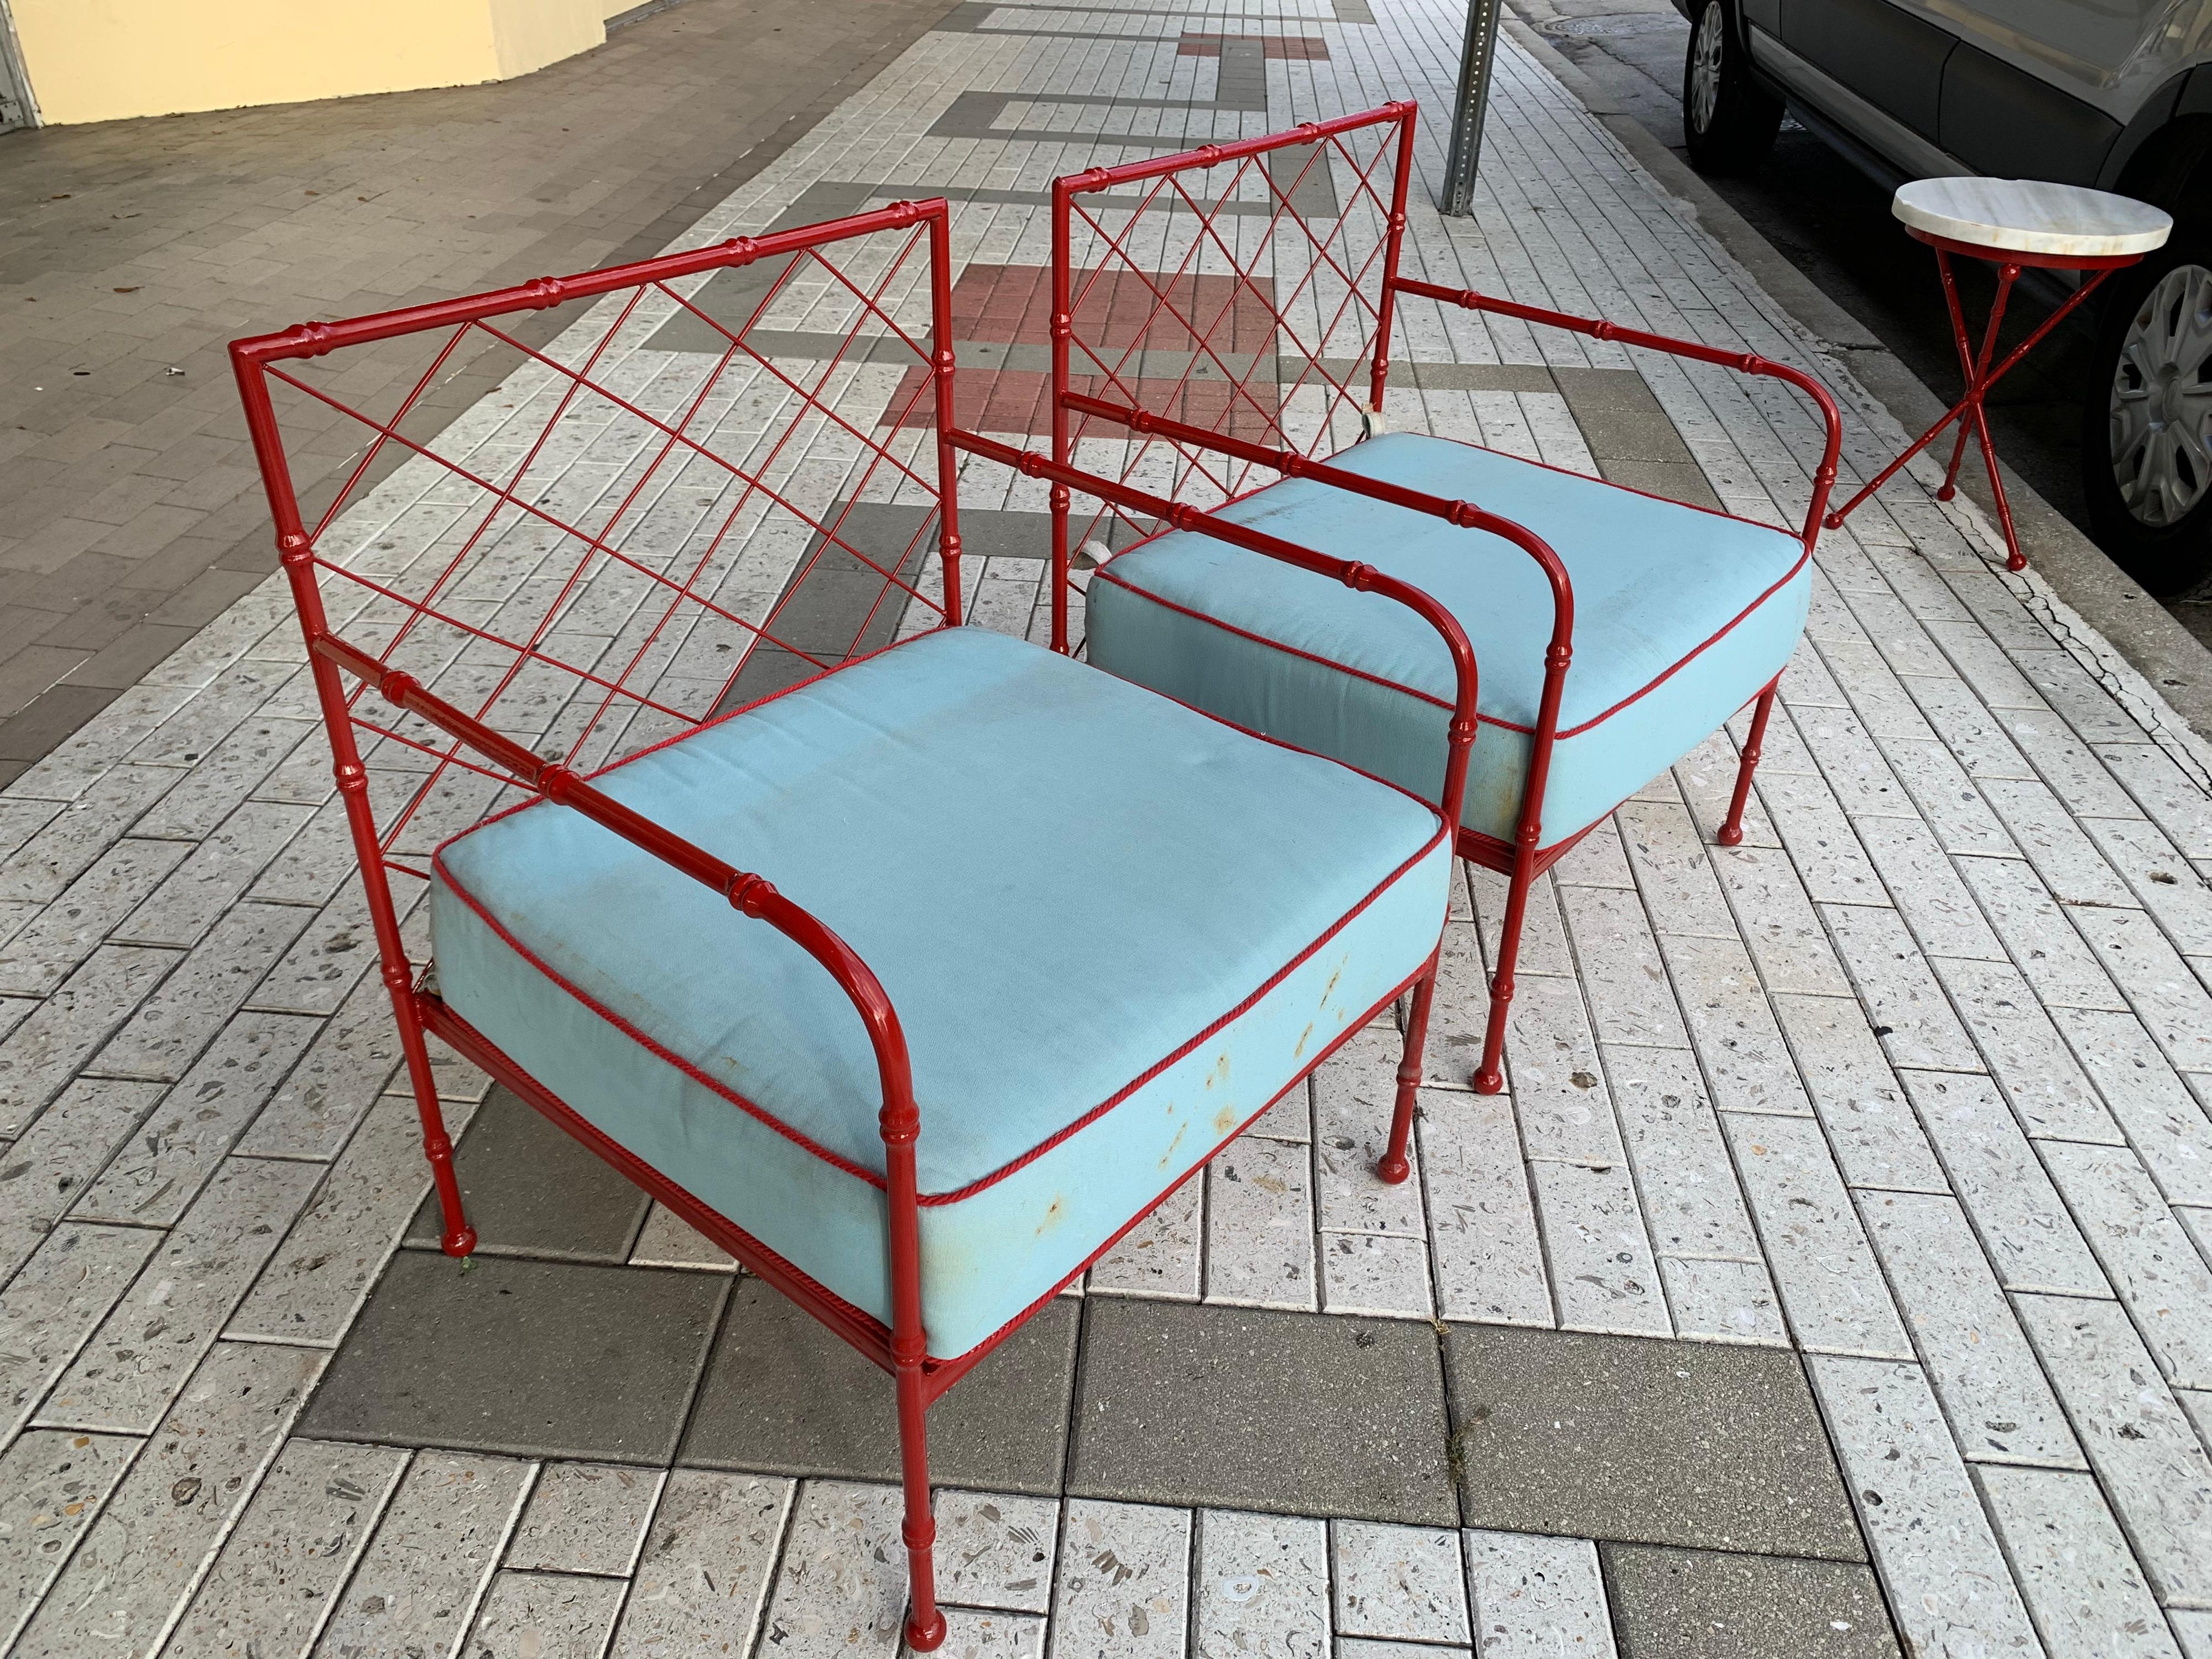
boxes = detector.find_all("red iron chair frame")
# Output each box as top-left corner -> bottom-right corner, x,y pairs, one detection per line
232,199 -> 1481,1650
1042,104 -> 1844,1093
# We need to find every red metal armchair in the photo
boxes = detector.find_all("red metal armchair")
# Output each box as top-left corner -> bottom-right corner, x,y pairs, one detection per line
1041,103 -> 1843,1096
232,200 -> 1479,1647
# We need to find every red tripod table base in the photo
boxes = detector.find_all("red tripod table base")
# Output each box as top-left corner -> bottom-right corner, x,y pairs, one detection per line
1821,173 -> 2174,570
1823,229 -> 2142,571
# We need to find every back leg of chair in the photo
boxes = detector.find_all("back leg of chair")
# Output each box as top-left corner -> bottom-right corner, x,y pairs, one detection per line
1718,677 -> 1781,848
896,1361 -> 946,1650
1378,958 -> 1438,1183
387,964 -> 475,1256
1474,849 -> 1538,1095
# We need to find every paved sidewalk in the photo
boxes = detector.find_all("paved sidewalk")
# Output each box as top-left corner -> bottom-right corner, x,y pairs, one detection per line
2,3 -> 2212,1658
0,0 -> 958,784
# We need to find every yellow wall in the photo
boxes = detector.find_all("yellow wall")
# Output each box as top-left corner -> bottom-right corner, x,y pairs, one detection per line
9,0 -> 608,126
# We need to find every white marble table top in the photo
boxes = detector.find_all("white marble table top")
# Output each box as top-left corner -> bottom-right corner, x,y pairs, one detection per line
1892,176 -> 2171,258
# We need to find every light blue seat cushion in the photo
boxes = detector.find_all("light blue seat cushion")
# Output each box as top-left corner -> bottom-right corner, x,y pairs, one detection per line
1086,431 -> 1811,848
431,627 -> 1450,1360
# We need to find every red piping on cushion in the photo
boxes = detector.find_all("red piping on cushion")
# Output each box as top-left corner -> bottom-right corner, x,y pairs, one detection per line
1095,537 -> 1811,740
425,952 -> 1427,1370
1137,681 -> 1448,816
1561,547 -> 1810,735
1417,428 -> 1801,532
932,954 -> 1431,1367
430,626 -> 956,860
432,802 -> 1450,1204
434,846 -> 891,1188
925,820 -> 1448,1203
1095,564 -> 1454,713
581,627 -> 948,778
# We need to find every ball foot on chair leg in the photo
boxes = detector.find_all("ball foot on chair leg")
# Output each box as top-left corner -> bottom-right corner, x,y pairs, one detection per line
1716,823 -> 1744,848
906,1610 -> 948,1652
1821,512 -> 1843,530
1936,485 -> 1955,502
2006,552 -> 2027,572
1376,1153 -> 1410,1185
1473,1066 -> 1504,1095
441,1227 -> 478,1258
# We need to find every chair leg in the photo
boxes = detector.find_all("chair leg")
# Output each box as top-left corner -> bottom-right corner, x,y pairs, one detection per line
387,968 -> 474,1256
1718,680 -> 1779,849
1378,961 -> 1437,1184
897,1362 -> 946,1651
1475,853 -> 1537,1094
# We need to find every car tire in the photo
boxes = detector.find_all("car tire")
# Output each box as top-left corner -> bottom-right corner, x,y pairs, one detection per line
1682,0 -> 1782,175
2081,241 -> 2212,596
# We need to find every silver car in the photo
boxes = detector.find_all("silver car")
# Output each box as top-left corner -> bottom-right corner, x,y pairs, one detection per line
1674,0 -> 2212,592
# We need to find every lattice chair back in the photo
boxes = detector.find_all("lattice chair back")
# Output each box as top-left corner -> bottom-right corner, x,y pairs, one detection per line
228,201 -> 966,1244
1044,102 -> 1418,649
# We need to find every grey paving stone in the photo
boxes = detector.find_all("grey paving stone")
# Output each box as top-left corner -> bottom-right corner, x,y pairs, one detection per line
165,1437 -> 411,1659
1192,1509 -> 1328,1659
505,1462 -> 662,1577
1331,1521 -> 1469,1644
1460,1529 -> 1616,1659
0,1076 -> 167,1281
933,1491 -> 1058,1614
1068,1299 -> 1455,1526
314,1452 -> 536,1659
1973,1464 -> 2178,1659
1047,1498 -> 1190,1658
40,1155 -> 321,1434
606,1469 -> 790,1659
756,1479 -> 907,1657
13,1341 -> 326,1659
626,1201 -> 737,1272
1599,1545 -> 1899,1659
465,1571 -> 627,1659
0,1221 -> 160,1440
404,1086 -> 649,1263
0,1428 -> 138,1653
300,1252 -> 728,1463
71,1010 -> 319,1225
1443,1324 -> 1863,1561
230,975 -> 403,1160
682,1278 -> 1077,1496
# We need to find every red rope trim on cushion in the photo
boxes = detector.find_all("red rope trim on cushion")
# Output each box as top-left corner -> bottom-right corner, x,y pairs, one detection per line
1093,456 -> 1811,740
431,757 -> 1449,1203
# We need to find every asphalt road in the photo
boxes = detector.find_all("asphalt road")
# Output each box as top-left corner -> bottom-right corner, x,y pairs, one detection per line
1502,0 -> 2212,649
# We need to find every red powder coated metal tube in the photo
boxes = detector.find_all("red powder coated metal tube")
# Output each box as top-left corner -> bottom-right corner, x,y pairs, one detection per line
1386,275 -> 1844,549
949,426 -> 1483,838
231,199 -> 953,365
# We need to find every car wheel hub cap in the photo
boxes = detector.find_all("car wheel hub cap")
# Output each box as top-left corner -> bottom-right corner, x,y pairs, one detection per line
1690,4 -> 1724,134
2111,262 -> 2212,529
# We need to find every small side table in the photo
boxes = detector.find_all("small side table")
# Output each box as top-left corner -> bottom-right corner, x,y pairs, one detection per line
1823,176 -> 2172,570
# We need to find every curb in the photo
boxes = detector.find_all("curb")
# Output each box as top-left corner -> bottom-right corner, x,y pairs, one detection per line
1501,15 -> 2212,750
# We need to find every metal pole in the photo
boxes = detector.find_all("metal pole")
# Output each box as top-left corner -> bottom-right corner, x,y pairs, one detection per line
1441,0 -> 1503,216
